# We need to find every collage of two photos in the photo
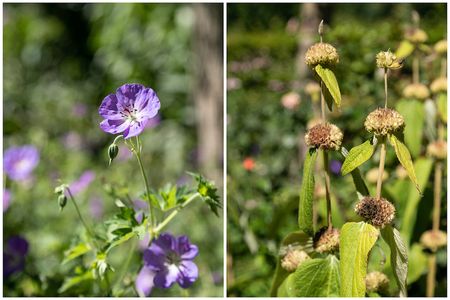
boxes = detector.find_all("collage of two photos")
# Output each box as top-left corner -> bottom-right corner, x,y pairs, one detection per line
3,2 -> 448,298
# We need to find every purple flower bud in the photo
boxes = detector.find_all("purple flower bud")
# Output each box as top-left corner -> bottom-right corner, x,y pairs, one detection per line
4,145 -> 39,181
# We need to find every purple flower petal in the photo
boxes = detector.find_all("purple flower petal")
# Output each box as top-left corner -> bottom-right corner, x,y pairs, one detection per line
177,261 -> 198,288
135,266 -> 156,297
8,236 -> 29,256
100,119 -> 131,135
98,94 -> 123,120
135,88 -> 161,118
177,236 -> 199,260
116,84 -> 145,107
122,119 -> 148,139
153,265 -> 179,289
143,246 -> 166,270
68,170 -> 95,196
4,145 -> 39,181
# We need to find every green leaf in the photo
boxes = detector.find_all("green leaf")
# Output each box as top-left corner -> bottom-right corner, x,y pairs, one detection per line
388,134 -> 421,194
341,139 -> 377,175
407,243 -> 428,284
190,172 -> 222,216
315,64 -> 342,108
286,255 -> 340,297
322,82 -> 334,111
270,231 -> 312,296
396,99 -> 424,158
340,222 -> 379,297
62,243 -> 91,265
437,93 -> 447,122
341,147 -> 370,199
298,148 -> 318,236
395,40 -> 414,58
400,158 -> 433,243
381,225 -> 408,297
105,231 -> 136,253
58,270 -> 94,293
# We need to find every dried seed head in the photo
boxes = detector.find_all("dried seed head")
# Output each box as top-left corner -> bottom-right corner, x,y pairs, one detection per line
305,122 -> 343,151
403,83 -> 430,100
313,227 -> 340,253
405,28 -> 428,44
355,196 -> 395,227
434,39 -> 447,55
281,249 -> 310,272
430,77 -> 447,94
365,271 -> 390,293
420,230 -> 447,251
364,108 -> 405,136
376,51 -> 402,69
305,43 -> 339,67
427,140 -> 447,160
366,167 -> 388,184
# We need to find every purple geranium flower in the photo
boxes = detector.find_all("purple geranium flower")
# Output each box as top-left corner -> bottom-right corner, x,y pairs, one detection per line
4,145 -> 39,181
99,83 -> 160,139
3,235 -> 29,278
4,189 -> 11,212
136,266 -> 156,297
141,233 -> 199,293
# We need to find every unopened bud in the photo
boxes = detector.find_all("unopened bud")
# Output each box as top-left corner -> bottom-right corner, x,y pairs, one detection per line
58,194 -> 67,211
108,143 -> 119,165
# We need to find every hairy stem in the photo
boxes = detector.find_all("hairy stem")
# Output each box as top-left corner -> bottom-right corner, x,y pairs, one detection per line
426,254 -> 437,297
154,193 -> 201,234
376,142 -> 386,199
66,187 -> 96,243
323,151 -> 332,229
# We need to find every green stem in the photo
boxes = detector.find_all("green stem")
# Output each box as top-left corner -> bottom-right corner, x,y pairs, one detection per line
384,68 -> 388,108
413,51 -> 419,84
426,254 -> 436,297
376,141 -> 386,199
154,193 -> 201,234
66,187 -> 96,243
323,151 -> 332,229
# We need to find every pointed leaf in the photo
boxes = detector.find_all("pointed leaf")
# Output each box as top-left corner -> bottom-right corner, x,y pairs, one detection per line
315,64 -> 341,108
395,40 -> 414,59
437,93 -> 447,122
322,82 -> 334,111
381,225 -> 408,297
298,148 -> 318,236
340,222 -> 379,297
341,147 -> 370,199
341,139 -> 377,175
62,243 -> 91,265
396,99 -> 424,158
286,255 -> 340,297
388,134 -> 421,194
58,270 -> 94,293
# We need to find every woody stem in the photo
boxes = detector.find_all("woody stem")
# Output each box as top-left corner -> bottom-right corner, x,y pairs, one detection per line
376,142 -> 386,199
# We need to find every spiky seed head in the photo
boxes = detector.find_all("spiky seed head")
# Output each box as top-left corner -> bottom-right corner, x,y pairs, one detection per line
430,77 -> 447,94
364,108 -> 405,136
366,167 -> 388,184
313,227 -> 340,253
355,196 -> 395,227
427,140 -> 447,160
365,271 -> 390,293
305,122 -> 343,151
281,249 -> 310,272
376,51 -> 402,69
434,39 -> 447,55
403,83 -> 430,100
405,28 -> 428,44
420,230 -> 447,251
305,43 -> 339,67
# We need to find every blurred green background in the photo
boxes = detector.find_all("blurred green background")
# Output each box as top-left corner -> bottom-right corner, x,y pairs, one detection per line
227,3 -> 446,297
4,3 -> 223,297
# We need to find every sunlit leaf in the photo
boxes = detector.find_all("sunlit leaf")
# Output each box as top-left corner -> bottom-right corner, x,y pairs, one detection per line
395,40 -> 414,58
437,93 -> 447,122
341,139 -> 377,175
396,99 -> 424,158
298,148 -> 318,236
62,243 -> 92,265
341,147 -> 370,199
315,64 -> 341,108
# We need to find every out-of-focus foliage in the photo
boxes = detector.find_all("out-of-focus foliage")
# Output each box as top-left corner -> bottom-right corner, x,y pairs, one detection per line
227,3 -> 446,297
3,3 -> 223,296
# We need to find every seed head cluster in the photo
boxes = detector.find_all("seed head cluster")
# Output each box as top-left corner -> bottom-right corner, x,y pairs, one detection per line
403,83 -> 430,100
313,227 -> 340,253
281,249 -> 310,272
364,108 -> 405,136
305,123 -> 343,151
375,51 -> 402,70
420,230 -> 447,251
365,271 -> 390,294
305,43 -> 339,67
430,77 -> 447,94
427,140 -> 447,160
355,196 -> 395,227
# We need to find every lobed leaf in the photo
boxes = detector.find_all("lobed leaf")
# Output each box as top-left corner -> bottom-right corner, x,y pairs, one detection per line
341,139 -> 377,175
298,148 -> 318,236
388,134 -> 421,194
314,64 -> 342,108
381,225 -> 408,297
340,222 -> 379,297
286,255 -> 340,297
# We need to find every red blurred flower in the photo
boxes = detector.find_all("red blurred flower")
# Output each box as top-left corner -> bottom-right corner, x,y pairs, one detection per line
243,157 -> 255,171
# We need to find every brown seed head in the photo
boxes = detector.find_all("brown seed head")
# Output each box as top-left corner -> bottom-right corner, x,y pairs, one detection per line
364,108 -> 405,136
420,230 -> 447,251
430,77 -> 447,94
434,39 -> 447,55
305,43 -> 339,67
403,83 -> 430,100
376,51 -> 402,70
281,249 -> 310,272
405,28 -> 428,44
355,196 -> 395,227
305,122 -> 343,151
365,271 -> 390,293
313,227 -> 340,253
427,140 -> 447,160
